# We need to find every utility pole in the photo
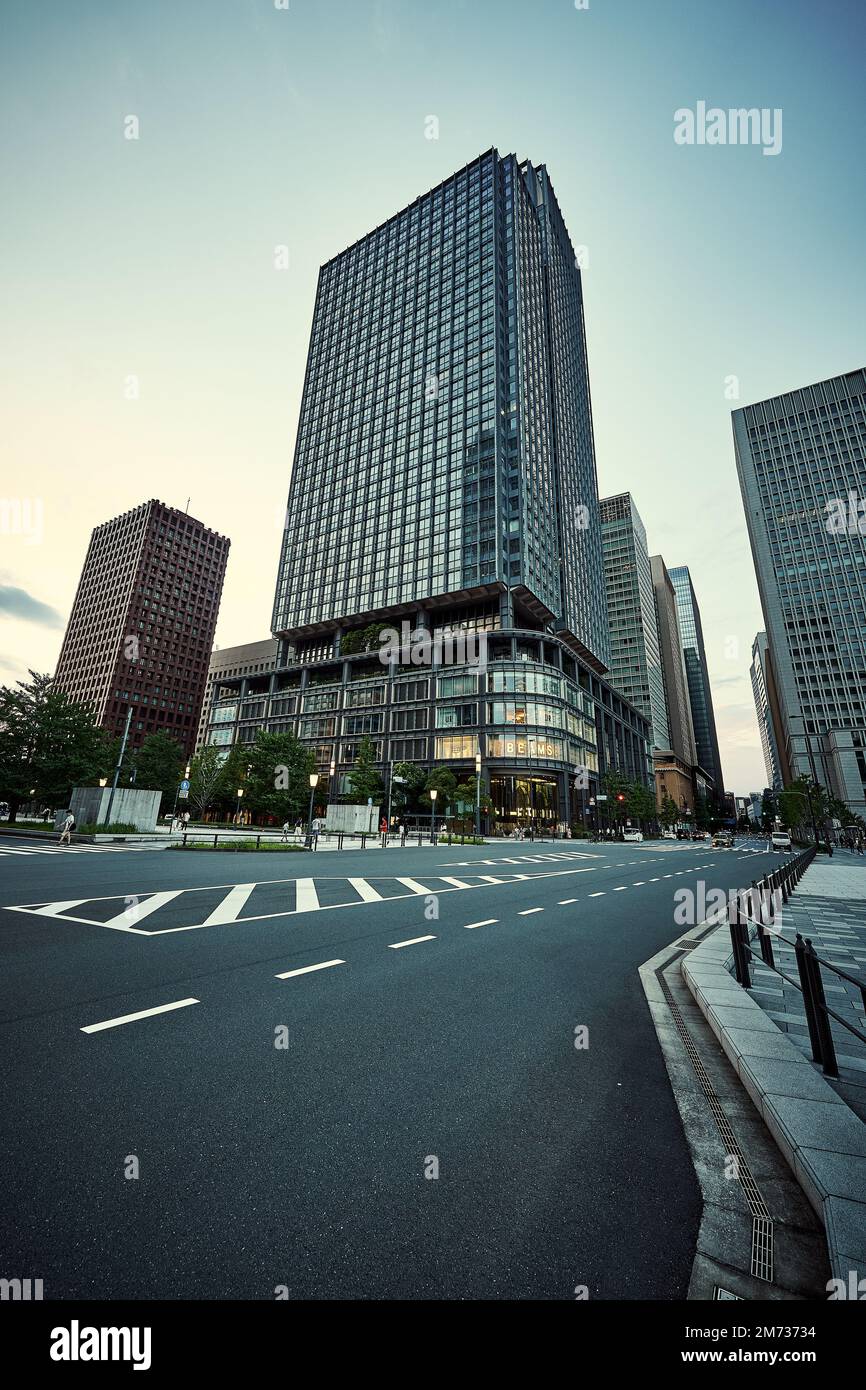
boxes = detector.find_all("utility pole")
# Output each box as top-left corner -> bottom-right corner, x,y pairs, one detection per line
103,706 -> 133,828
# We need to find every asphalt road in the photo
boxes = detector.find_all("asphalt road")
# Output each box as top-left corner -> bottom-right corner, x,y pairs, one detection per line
0,835 -> 786,1300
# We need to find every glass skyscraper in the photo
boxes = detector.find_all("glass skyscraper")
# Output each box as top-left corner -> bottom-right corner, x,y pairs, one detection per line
750,632 -> 783,792
600,494 -> 669,750
667,565 -> 725,800
200,152 -> 652,828
733,369 -> 866,815
273,148 -> 609,670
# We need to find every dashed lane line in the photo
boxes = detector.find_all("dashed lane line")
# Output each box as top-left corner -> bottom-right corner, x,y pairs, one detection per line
463,919 -> 498,930
81,998 -> 199,1034
518,907 -> 544,916
276,959 -> 345,979
388,935 -> 437,949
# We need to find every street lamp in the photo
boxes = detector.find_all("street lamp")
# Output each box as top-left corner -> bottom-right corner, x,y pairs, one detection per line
236,787 -> 244,825
307,772 -> 319,843
429,787 -> 438,845
474,751 -> 482,840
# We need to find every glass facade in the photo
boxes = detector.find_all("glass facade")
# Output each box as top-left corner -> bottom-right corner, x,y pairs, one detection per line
668,565 -> 725,797
733,370 -> 866,813
600,493 -> 669,750
272,149 -> 609,671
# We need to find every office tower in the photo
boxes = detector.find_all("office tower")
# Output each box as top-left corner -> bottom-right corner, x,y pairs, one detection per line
750,632 -> 784,791
733,369 -> 866,814
600,493 -> 670,749
55,500 -> 229,759
203,152 -> 653,827
668,565 -> 725,799
650,556 -> 696,767
650,554 -> 705,818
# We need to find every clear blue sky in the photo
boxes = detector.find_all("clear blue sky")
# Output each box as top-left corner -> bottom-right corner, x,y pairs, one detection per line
1,0 -> 864,793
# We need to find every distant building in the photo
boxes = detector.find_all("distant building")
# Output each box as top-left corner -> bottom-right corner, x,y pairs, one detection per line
54,500 -> 229,759
600,493 -> 670,750
733,369 -> 866,815
668,565 -> 725,800
750,632 -> 784,791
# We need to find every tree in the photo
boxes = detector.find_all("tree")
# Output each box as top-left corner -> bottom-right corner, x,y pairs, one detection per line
626,781 -> 656,828
131,731 -> 185,813
188,745 -> 228,816
422,767 -> 458,815
660,794 -> 679,828
778,775 -> 830,844
760,790 -> 777,832
694,793 -> 712,831
453,774 -> 494,830
0,671 -> 110,820
347,735 -> 383,804
244,729 -> 315,822
390,762 -> 427,817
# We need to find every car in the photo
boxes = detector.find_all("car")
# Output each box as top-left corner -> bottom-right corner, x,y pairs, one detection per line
712,831 -> 733,848
661,829 -> 676,840
623,829 -> 643,842
771,830 -> 792,852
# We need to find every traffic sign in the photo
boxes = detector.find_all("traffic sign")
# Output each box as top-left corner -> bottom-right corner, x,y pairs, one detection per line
180,779 -> 190,791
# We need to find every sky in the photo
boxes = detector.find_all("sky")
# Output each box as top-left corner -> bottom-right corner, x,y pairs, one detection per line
1,0 -> 864,796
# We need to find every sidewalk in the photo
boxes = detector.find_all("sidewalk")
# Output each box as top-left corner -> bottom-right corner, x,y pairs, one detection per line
749,856 -> 866,1119
681,851 -> 866,1292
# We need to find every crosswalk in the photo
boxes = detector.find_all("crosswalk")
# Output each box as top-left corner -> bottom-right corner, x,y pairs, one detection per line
6,865 -> 602,936
0,842 -> 166,857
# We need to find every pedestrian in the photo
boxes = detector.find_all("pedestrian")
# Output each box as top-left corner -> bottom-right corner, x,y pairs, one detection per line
182,810 -> 190,831
281,820 -> 291,842
59,811 -> 75,846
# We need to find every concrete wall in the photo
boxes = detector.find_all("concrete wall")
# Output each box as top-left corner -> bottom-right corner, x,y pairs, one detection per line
324,803 -> 380,834
69,786 -> 162,831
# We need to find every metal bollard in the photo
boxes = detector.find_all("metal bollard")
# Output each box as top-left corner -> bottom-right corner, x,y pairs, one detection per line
795,933 -> 824,1068
729,894 -> 751,986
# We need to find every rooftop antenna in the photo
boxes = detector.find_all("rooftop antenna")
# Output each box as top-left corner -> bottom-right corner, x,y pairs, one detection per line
184,496 -> 190,513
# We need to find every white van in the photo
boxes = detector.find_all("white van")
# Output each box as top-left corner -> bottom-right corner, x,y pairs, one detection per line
623,829 -> 644,843
771,830 -> 792,852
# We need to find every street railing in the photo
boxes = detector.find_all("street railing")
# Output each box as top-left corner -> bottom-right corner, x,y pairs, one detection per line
727,843 -> 866,1078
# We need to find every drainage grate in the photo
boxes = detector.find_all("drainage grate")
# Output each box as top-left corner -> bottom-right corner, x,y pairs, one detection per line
657,957 -> 774,1283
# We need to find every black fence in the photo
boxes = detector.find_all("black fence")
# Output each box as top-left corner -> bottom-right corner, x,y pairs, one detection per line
728,844 -> 866,1078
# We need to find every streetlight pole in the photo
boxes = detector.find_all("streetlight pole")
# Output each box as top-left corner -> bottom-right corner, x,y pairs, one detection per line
103,705 -> 133,828
306,772 -> 319,846
429,788 -> 438,845
474,750 -> 482,840
235,787 -> 244,826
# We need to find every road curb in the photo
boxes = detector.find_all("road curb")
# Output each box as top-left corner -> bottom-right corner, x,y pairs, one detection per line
682,920 -> 866,1293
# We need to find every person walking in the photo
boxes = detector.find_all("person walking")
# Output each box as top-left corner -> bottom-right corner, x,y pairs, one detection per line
59,811 -> 75,846
281,820 -> 291,843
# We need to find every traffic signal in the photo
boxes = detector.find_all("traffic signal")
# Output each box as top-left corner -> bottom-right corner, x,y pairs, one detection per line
617,794 -> 625,802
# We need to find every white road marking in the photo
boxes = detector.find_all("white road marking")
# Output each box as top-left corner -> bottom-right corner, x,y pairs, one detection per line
589,891 -> 605,897
201,884 -> 256,926
348,877 -> 384,902
648,877 -> 660,882
81,997 -> 199,1034
613,886 -> 627,892
104,890 -> 184,929
294,878 -> 320,912
632,881 -> 645,886
9,863 -> 617,936
395,877 -> 434,895
464,919 -> 498,930
439,876 -> 474,888
477,874 -> 505,884
388,935 -> 436,949
518,908 -> 543,916
276,959 -> 345,979
558,898 -> 578,905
